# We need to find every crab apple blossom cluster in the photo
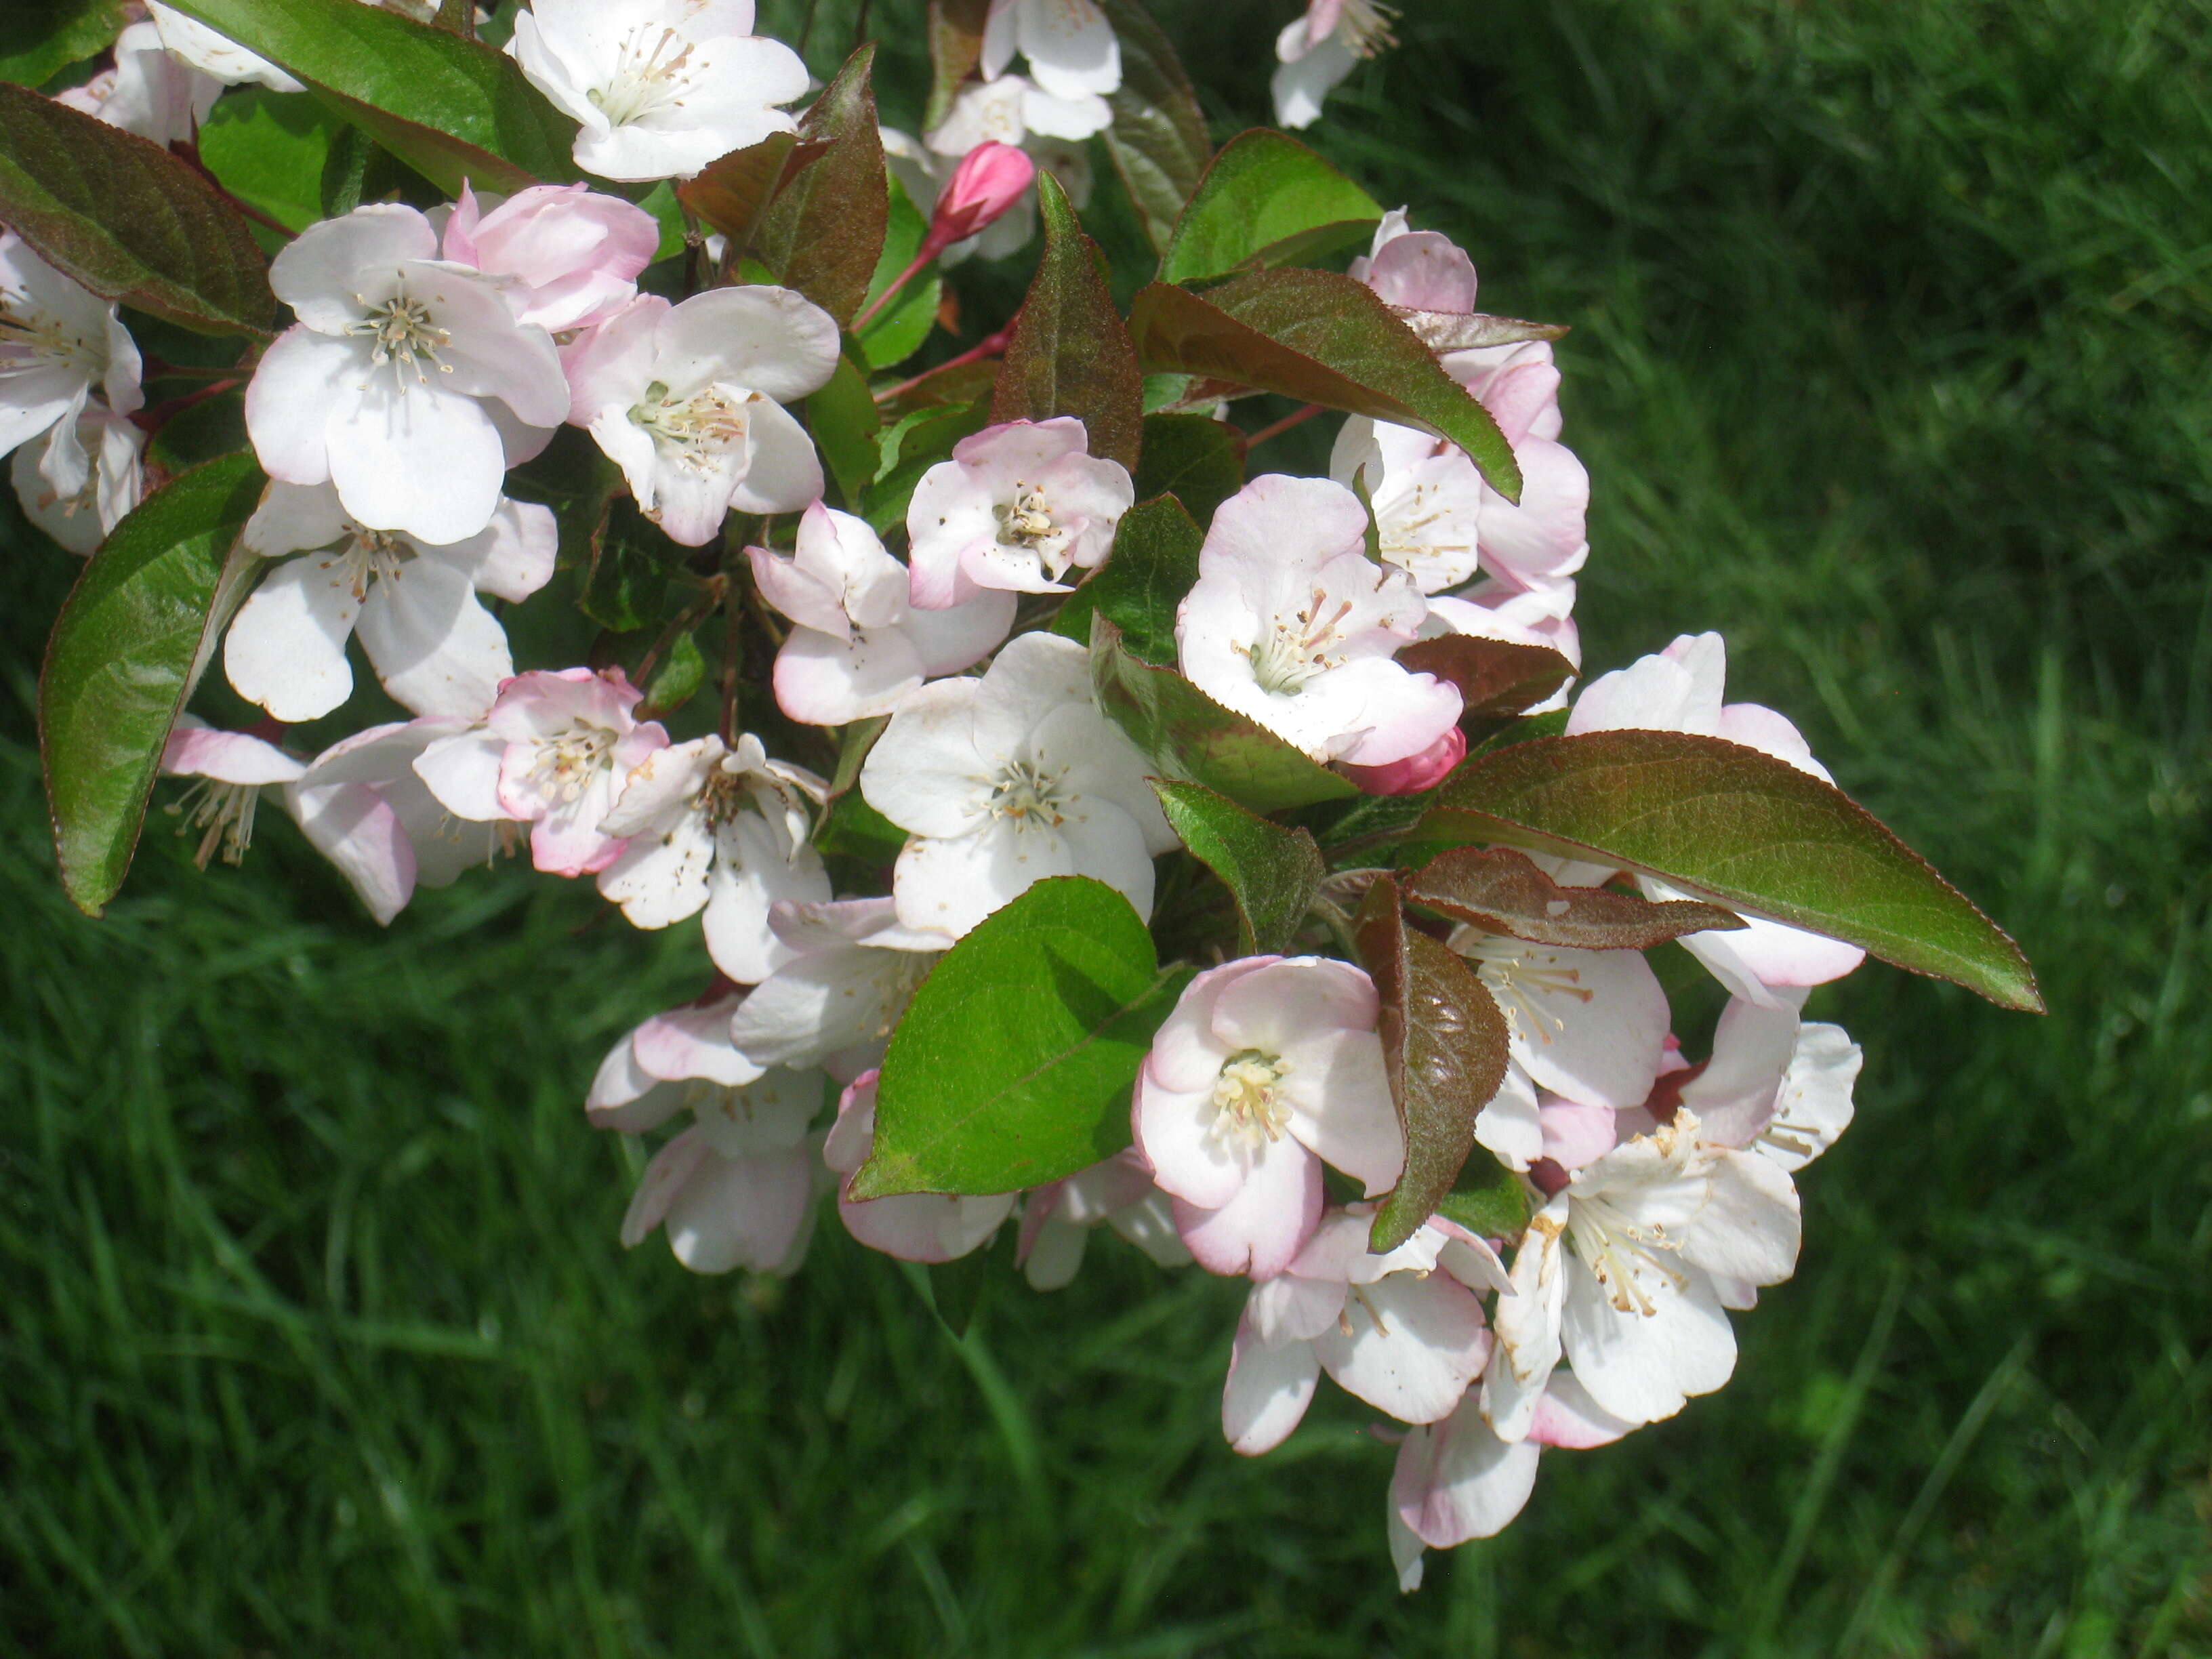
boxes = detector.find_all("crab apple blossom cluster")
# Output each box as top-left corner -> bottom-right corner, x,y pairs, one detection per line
10,0 -> 2017,1597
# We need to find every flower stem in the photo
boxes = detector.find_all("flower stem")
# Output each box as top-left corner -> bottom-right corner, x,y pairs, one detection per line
872,326 -> 1012,406
129,378 -> 241,436
1243,403 -> 1326,451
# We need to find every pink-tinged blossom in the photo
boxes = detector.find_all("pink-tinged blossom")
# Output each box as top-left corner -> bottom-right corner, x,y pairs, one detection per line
726,897 -> 949,1081
0,233 -> 143,471
289,717 -> 514,923
1389,1372 -> 1635,1587
1447,926 -> 1670,1111
594,733 -> 831,984
1272,0 -> 1397,129
859,632 -> 1176,938
507,0 -> 809,182
440,182 -> 661,334
1339,725 -> 1465,796
1420,577 -> 1582,674
924,142 -> 1037,255
1176,475 -> 1462,767
1675,994 -> 1861,1175
1017,1151 -> 1190,1290
587,987 -> 759,1132
1327,418 -> 1486,594
619,1067 -> 827,1275
751,503 -> 1015,726
55,20 -> 222,145
566,287 -> 839,544
905,84 -> 1099,262
159,716 -> 306,871
1481,1112 -> 1800,1437
445,668 -> 670,877
1566,632 -> 1868,1001
10,401 -> 142,555
824,1071 -> 1015,1262
1135,956 -> 1403,1279
906,418 -> 1132,606
245,205 -> 569,545
1221,1211 -> 1490,1454
225,482 -> 555,721
982,0 -> 1120,102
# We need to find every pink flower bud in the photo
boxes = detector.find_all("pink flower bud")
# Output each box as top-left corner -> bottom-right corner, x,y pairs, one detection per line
924,142 -> 1035,255
1340,724 -> 1467,795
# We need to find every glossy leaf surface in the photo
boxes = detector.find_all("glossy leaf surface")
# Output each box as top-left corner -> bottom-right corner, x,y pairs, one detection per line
1160,129 -> 1382,285
1153,779 -> 1324,957
748,45 -> 888,328
1406,845 -> 1744,950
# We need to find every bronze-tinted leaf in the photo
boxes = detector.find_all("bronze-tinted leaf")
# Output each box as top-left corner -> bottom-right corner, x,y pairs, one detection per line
1097,0 -> 1212,254
1407,846 -> 1744,951
748,44 -> 888,327
1397,634 -> 1577,726
676,131 -> 796,246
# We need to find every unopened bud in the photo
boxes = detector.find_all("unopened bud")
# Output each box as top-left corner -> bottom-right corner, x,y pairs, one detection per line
923,142 -> 1036,258
1339,724 -> 1467,796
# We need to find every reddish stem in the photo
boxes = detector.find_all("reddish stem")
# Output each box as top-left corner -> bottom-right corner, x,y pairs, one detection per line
130,378 -> 241,436
1242,402 -> 1326,451
873,327 -> 1013,406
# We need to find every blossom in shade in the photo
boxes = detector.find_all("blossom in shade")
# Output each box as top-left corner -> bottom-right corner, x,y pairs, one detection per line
245,205 -> 569,545
1419,576 -> 1582,674
287,717 -> 514,923
726,897 -> 949,1081
1328,417 -> 1486,594
225,483 -> 556,721
1017,1151 -> 1190,1290
921,142 -> 1037,258
439,182 -> 661,334
146,1 -> 306,92
619,1066 -> 827,1275
859,632 -> 1176,938
55,20 -> 222,144
587,986 -> 758,1131
1565,632 -> 1868,1002
1446,925 -> 1670,1111
566,286 -> 839,544
982,0 -> 1121,102
824,1071 -> 1015,1262
1481,1111 -> 1800,1438
10,401 -> 142,555
1220,1212 -> 1490,1454
0,232 -> 144,469
594,733 -> 832,985
1272,0 -> 1397,129
905,418 -> 1132,607
419,667 -> 669,878
1673,993 -> 1862,1176
507,0 -> 810,182
1134,956 -> 1404,1279
750,503 -> 1015,726
905,83 -> 1100,262
1338,725 -> 1465,796
159,716 -> 305,871
1176,474 -> 1462,767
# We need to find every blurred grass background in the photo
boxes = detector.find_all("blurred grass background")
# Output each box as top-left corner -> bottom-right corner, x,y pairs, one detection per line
5,0 -> 2211,1652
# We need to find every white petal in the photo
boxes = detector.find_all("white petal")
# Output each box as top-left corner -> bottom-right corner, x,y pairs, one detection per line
1312,1271 -> 1490,1425
1559,1256 -> 1736,1425
224,556 -> 359,721
356,558 -> 512,718
1221,1315 -> 1320,1455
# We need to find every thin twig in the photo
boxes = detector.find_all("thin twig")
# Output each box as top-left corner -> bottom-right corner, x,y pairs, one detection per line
873,326 -> 1012,405
1243,403 -> 1325,451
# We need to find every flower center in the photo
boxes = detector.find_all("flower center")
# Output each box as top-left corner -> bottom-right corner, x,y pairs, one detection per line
1566,1191 -> 1687,1317
994,485 -> 1073,574
167,779 -> 263,870
988,759 -> 1068,827
0,288 -> 99,380
630,380 -> 752,473
588,24 -> 701,127
1460,936 -> 1593,1044
312,529 -> 415,602
1210,1049 -> 1292,1148
345,285 -> 453,391
525,722 -> 620,805
1378,484 -> 1471,579
1334,0 -> 1398,57
1246,586 -> 1356,696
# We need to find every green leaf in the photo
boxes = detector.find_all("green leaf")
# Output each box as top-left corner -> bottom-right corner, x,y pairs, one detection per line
634,180 -> 687,263
1433,1148 -> 1528,1240
1152,779 -> 1324,957
0,81 -> 274,335
1419,730 -> 2045,1011
808,354 -> 882,513
1130,269 -> 1523,502
1132,411 -> 1243,529
990,171 -> 1145,474
580,498 -> 676,634
1353,874 -> 1513,1253
863,398 -> 989,535
1160,129 -> 1382,287
1097,0 -> 1212,255
1406,846 -> 1745,950
161,0 -> 577,195
39,451 -> 266,918
675,131 -> 797,247
857,171 -> 943,371
853,876 -> 1190,1197
814,788 -> 905,866
748,44 -> 888,328
1059,494 -> 1200,663
1396,634 -> 1578,728
1089,613 -> 1357,815
640,630 -> 705,717
198,85 -> 342,234
924,0 -> 991,131
0,0 -> 136,89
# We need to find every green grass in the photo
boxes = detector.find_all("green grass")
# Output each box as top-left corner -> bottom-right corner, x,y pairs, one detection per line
6,0 -> 2211,1652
